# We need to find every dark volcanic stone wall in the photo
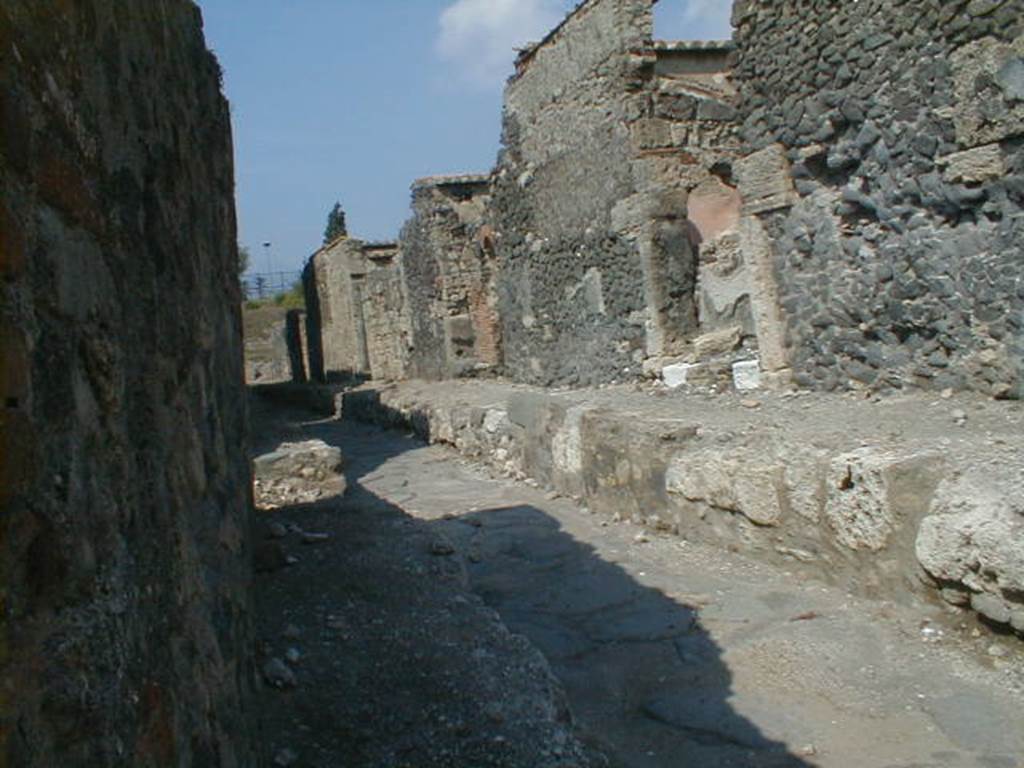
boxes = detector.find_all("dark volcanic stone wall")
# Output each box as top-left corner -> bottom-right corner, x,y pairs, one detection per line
733,0 -> 1024,397
0,2 -> 255,765
491,0 -> 653,387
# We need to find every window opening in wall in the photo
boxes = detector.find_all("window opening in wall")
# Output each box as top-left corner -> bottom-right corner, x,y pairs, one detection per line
652,0 -> 735,43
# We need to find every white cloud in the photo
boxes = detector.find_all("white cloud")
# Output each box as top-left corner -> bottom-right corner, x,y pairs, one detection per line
436,0 -> 569,89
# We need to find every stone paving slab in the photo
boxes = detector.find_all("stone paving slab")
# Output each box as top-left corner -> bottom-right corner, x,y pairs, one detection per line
325,416 -> 1024,768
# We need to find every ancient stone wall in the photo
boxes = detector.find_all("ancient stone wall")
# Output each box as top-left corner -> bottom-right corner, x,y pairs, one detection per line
361,244 -> 408,381
732,0 -> 1024,397
400,176 -> 499,380
303,237 -> 372,382
303,237 -> 407,382
639,40 -> 777,386
491,0 -> 653,386
243,305 -> 305,384
490,0 -> 757,387
304,0 -> 1024,400
0,1 -> 255,765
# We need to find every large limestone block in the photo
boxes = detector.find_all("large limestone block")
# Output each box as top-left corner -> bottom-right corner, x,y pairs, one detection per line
666,450 -> 787,526
825,449 -> 943,551
916,481 -> 1024,628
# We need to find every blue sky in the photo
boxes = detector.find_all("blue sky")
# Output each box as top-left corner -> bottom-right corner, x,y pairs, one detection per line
196,1 -> 733,275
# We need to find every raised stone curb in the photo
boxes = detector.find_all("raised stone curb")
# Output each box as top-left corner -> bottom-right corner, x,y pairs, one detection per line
341,380 -> 1024,636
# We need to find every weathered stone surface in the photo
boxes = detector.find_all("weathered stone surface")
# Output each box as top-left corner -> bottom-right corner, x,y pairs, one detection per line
825,450 -> 943,552
732,359 -> 762,391
492,0 -> 652,385
488,0 -> 743,383
244,305 -> 307,384
667,450 -> 787,526
951,34 -> 1024,146
692,326 -> 742,359
254,440 -> 344,484
733,3 -> 1024,398
0,2 -> 254,764
916,480 -> 1024,630
662,362 -> 698,388
938,143 -> 1007,184
303,237 -> 407,382
252,438 -> 347,510
399,176 -> 498,379
736,145 -> 798,215
342,379 -> 1024,632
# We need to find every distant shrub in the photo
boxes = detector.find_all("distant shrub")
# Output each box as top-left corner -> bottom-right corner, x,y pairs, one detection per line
272,280 -> 305,310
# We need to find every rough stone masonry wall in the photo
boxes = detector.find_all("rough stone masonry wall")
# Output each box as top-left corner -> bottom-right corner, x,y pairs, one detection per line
491,0 -> 654,386
639,41 -> 785,385
303,237 -> 406,383
400,176 -> 498,379
0,2 -> 255,765
361,245 -> 408,381
303,237 -> 371,382
243,305 -> 305,384
732,0 -> 1024,397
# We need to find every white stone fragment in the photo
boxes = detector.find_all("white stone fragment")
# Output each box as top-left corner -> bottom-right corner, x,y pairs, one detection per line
662,363 -> 696,389
732,360 -> 761,391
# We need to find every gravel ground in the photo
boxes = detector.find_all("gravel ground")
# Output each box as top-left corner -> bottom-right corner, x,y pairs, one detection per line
250,396 -> 602,768
250,390 -> 1024,768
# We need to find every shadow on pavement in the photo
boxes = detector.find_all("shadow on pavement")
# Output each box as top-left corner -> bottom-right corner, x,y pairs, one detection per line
250,389 -> 814,767
432,503 -> 814,768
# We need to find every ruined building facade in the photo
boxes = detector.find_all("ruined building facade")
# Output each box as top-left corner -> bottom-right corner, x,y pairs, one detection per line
1,1 -> 255,765
303,0 -> 1022,398
733,0 -> 1024,396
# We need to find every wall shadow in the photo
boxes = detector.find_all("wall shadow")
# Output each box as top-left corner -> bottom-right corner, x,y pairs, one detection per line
429,503 -> 814,768
250,394 -> 814,767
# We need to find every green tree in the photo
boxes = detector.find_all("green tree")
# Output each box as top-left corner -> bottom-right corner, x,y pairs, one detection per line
238,244 -> 251,275
323,202 -> 347,244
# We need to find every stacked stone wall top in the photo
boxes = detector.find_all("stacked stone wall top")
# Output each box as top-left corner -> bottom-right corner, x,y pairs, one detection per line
0,1 -> 254,764
732,0 -> 1024,397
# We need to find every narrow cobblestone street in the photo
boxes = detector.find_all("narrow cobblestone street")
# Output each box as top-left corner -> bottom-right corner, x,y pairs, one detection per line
254,400 -> 1024,768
